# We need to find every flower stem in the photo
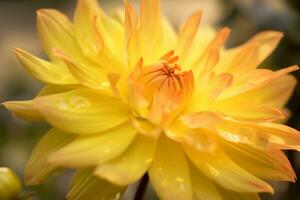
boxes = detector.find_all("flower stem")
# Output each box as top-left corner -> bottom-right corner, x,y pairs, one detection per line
134,173 -> 149,200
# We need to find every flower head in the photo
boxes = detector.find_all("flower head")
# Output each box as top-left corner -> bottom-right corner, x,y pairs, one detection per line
0,167 -> 22,200
3,0 -> 300,199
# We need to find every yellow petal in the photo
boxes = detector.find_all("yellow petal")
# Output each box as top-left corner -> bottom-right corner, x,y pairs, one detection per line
94,135 -> 157,185
73,0 -> 125,71
124,0 -> 139,69
48,122 -> 136,167
215,42 -> 260,74
37,84 -> 82,97
257,123 -> 300,150
236,31 -> 283,65
14,48 -> 77,85
180,26 -> 216,70
216,119 -> 300,150
219,66 -> 298,100
166,120 -> 217,152
217,186 -> 261,200
189,163 -> 222,200
25,128 -> 75,185
35,89 -> 130,134
193,27 -> 231,76
148,136 -> 193,200
222,74 -> 297,109
36,9 -> 82,61
216,31 -> 283,75
73,0 -> 103,57
180,111 -> 221,129
176,11 -> 202,60
138,0 -> 165,64
212,104 -> 285,122
184,145 -> 274,193
191,72 -> 233,110
222,141 -> 296,182
131,117 -> 161,138
3,100 -> 43,121
67,168 -> 124,200
54,50 -> 107,88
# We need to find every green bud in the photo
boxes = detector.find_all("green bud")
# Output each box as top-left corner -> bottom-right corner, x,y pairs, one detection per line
0,167 -> 22,200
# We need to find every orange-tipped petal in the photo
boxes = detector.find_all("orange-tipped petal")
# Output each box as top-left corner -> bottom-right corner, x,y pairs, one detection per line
176,11 -> 202,58
184,145 -> 274,193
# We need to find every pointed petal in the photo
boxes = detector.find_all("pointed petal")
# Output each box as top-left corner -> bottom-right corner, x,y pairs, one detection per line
217,31 -> 283,75
139,0 -> 163,63
2,100 -> 43,121
37,85 -> 82,97
148,137 -> 193,200
189,163 -> 222,200
216,119 -> 300,150
94,135 -> 157,185
36,9 -> 82,61
48,122 -> 136,167
176,11 -> 202,59
67,168 -> 125,200
221,140 -> 295,181
73,0 -> 103,57
219,66 -> 298,100
215,42 -> 260,74
54,50 -> 107,88
184,145 -> 274,193
193,27 -> 231,76
73,0 -> 124,69
211,104 -> 285,122
222,74 -> 297,109
180,26 -> 216,70
14,48 -> 77,85
25,129 -> 75,185
124,0 -> 139,69
258,123 -> 300,150
240,31 -> 283,64
35,89 -> 130,134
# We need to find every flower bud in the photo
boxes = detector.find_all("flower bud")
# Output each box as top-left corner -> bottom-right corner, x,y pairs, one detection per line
0,167 -> 22,200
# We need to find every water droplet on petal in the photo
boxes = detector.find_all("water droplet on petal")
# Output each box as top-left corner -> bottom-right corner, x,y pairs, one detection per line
57,99 -> 69,110
70,96 -> 90,108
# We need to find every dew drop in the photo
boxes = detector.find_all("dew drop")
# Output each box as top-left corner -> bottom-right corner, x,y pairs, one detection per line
57,99 -> 69,110
69,96 -> 90,108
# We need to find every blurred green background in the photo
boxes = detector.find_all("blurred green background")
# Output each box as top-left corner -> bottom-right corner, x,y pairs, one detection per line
0,0 -> 299,199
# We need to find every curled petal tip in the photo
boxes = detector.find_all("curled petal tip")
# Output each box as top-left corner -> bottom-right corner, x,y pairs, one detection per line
36,9 -> 50,17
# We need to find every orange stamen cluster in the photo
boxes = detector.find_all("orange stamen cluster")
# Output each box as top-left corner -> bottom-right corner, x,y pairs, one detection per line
140,50 -> 190,92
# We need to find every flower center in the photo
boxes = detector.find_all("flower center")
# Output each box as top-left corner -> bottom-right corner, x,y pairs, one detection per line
129,50 -> 194,125
140,52 -> 185,93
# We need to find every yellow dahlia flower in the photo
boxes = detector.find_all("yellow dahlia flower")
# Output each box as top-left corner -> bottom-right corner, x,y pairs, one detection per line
3,0 -> 300,199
